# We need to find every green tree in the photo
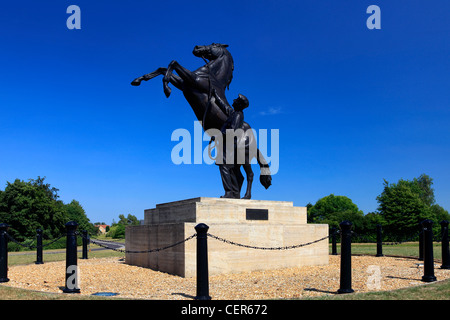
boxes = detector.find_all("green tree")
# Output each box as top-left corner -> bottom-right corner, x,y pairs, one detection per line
430,204 -> 450,224
64,200 -> 96,235
107,213 -> 140,239
375,174 -> 448,241
307,194 -> 365,231
414,174 -> 435,207
107,224 -> 126,239
0,177 -> 68,241
361,211 -> 387,238
116,214 -> 140,226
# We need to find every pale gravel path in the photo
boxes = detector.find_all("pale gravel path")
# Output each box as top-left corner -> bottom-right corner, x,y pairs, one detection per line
4,255 -> 450,299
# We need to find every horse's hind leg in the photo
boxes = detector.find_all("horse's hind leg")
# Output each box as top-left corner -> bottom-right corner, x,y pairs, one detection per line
131,67 -> 167,86
242,164 -> 254,199
132,68 -> 184,93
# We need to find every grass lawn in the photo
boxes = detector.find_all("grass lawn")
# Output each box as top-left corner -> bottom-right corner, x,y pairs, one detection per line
307,278 -> 450,300
8,245 -> 124,266
0,284 -> 119,300
330,242 -> 443,260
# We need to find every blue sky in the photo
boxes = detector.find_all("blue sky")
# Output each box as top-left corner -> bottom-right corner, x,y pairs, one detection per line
1,1 -> 449,224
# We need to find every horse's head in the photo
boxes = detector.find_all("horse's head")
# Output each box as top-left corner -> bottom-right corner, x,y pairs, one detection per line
193,43 -> 229,61
193,43 -> 234,90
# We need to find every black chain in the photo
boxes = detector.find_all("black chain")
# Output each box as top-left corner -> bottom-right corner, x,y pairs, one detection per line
350,229 -> 427,246
5,223 -> 446,255
382,229 -> 422,246
350,231 -> 376,244
207,233 -> 329,250
5,232 -> 66,249
432,230 -> 445,242
86,234 -> 197,254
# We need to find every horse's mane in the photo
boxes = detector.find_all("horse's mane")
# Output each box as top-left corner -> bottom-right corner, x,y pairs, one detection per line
208,45 -> 234,91
223,48 -> 234,90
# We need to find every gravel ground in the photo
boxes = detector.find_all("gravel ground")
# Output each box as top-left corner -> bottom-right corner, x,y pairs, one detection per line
4,255 -> 450,299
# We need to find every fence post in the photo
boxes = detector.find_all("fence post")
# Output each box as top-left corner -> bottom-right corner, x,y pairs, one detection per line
63,221 -> 80,293
331,227 -> 337,255
418,221 -> 424,261
337,220 -> 354,294
440,220 -> 450,269
376,224 -> 384,257
194,223 -> 211,300
81,230 -> 88,260
36,229 -> 44,264
421,219 -> 437,282
0,223 -> 9,283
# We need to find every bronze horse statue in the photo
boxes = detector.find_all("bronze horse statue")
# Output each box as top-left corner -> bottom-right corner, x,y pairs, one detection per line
131,43 -> 271,199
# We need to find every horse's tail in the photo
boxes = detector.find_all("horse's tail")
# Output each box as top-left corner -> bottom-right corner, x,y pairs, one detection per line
256,148 -> 272,189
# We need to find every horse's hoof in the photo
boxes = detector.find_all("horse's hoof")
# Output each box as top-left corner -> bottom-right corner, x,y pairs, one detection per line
164,86 -> 172,98
131,79 -> 141,86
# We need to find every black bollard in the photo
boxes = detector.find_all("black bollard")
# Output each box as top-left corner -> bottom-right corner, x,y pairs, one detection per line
0,223 -> 9,283
194,223 -> 211,300
376,224 -> 384,257
338,220 -> 354,294
440,220 -> 450,269
36,229 -> 44,264
81,230 -> 88,260
63,221 -> 81,293
331,227 -> 337,255
421,219 -> 437,282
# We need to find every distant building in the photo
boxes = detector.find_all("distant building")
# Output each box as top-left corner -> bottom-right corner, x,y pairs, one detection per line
95,224 -> 110,234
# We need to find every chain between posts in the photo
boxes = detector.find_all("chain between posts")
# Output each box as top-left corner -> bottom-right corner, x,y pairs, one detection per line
207,233 -> 330,250
351,228 -> 447,245
351,229 -> 425,246
82,232 -> 330,253
5,232 -> 66,249
4,229 -> 444,252
84,233 -> 197,254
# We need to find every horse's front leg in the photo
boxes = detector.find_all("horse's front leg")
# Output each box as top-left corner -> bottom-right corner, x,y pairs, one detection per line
131,67 -> 167,86
163,60 -> 197,98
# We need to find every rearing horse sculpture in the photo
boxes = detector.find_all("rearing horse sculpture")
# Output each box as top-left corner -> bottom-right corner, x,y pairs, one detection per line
131,43 -> 271,199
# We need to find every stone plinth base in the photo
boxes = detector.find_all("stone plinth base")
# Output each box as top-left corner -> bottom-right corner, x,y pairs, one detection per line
125,197 -> 328,277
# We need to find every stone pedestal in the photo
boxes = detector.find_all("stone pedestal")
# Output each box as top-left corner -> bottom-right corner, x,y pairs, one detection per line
125,197 -> 328,277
